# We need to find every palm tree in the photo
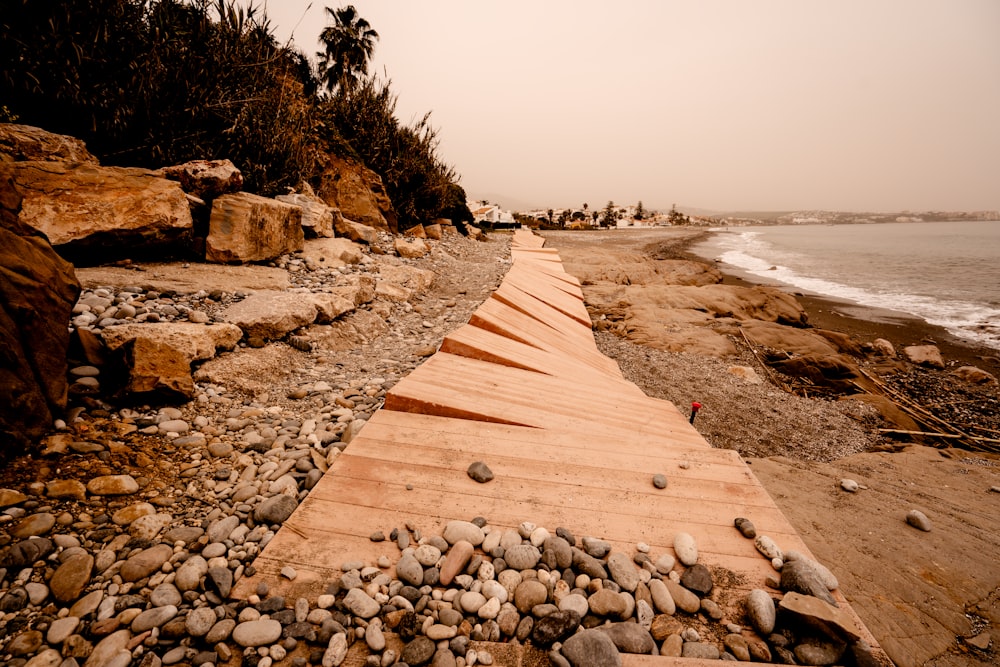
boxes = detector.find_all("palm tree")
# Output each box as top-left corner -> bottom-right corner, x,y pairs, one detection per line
316,5 -> 379,96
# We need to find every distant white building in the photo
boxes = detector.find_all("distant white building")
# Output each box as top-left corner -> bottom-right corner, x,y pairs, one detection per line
469,200 -> 517,227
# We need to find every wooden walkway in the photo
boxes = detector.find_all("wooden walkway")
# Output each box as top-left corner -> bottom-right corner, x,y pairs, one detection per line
233,228 -> 886,665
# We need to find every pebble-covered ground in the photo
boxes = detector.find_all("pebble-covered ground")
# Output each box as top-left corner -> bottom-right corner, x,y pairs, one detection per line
0,228 -> 991,666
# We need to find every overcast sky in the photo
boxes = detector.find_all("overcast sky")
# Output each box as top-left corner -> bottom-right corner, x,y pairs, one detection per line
259,1 -> 1000,213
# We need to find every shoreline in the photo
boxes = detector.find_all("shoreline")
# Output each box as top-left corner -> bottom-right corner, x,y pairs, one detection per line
674,229 -> 1000,374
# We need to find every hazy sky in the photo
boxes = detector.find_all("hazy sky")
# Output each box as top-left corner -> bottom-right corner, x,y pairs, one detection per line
259,1 -> 1000,213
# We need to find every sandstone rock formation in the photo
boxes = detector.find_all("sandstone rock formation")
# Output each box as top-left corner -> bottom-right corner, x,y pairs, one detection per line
0,161 -> 193,264
0,175 -> 81,454
0,123 -> 98,163
315,154 -> 396,233
205,192 -> 303,263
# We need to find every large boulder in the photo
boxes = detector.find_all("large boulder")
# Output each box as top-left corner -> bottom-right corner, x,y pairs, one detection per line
0,123 -> 98,164
155,159 -> 243,201
0,175 -> 81,454
0,161 -> 193,264
315,154 -> 397,233
205,192 -> 303,263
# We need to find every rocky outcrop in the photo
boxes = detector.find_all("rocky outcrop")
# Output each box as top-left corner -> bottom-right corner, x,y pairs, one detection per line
205,192 -> 303,263
315,154 -> 397,233
155,159 -> 243,201
0,175 -> 81,454
0,161 -> 193,264
0,123 -> 98,164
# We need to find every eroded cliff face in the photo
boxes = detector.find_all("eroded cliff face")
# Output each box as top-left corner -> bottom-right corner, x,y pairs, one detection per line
313,153 -> 399,234
0,175 -> 81,455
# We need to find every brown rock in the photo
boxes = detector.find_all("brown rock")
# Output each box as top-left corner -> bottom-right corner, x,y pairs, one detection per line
403,224 -> 427,239
903,344 -> 945,369
155,159 -> 243,200
952,366 -> 997,385
101,323 -> 242,365
772,353 -> 861,388
439,540 -> 475,585
395,237 -> 430,258
206,192 -> 303,263
424,223 -> 443,240
0,175 -> 80,454
1,161 -> 192,262
650,614 -> 684,641
51,553 -> 94,602
115,337 -> 195,401
315,154 -> 396,232
334,215 -> 378,245
300,237 -> 364,266
219,291 -> 319,340
778,591 -> 863,642
0,124 -> 98,163
664,580 -> 700,614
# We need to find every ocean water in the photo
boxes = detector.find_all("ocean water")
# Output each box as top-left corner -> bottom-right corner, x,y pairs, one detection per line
691,220 -> 1000,350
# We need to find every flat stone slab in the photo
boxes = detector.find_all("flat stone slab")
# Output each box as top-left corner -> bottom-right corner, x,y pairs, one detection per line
77,263 -> 290,294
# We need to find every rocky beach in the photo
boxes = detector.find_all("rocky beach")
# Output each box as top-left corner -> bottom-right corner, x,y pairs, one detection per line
1,215 -> 998,667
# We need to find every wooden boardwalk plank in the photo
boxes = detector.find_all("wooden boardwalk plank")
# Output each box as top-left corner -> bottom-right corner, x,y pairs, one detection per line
364,410 -> 735,462
230,229 -> 887,665
440,324 -> 641,392
494,279 -> 592,329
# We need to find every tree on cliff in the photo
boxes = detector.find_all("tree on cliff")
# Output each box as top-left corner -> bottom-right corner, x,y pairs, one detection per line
317,5 -> 380,96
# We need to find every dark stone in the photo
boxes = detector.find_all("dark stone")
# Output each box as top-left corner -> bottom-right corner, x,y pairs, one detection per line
114,595 -> 147,612
397,611 -> 422,640
531,610 -> 581,646
256,595 -> 285,613
734,517 -> 756,538
270,609 -> 295,625
556,526 -> 576,546
4,537 -> 55,567
0,587 -> 29,612
466,461 -> 494,483
400,636 -> 436,665
206,566 -> 233,598
680,563 -> 714,595
254,495 -> 297,525
597,623 -> 657,654
572,548 -> 608,579
0,175 -> 80,456
561,629 -> 622,667
780,560 -> 837,606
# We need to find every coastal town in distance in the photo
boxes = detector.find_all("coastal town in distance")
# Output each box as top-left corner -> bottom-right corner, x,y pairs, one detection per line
469,199 -> 1000,230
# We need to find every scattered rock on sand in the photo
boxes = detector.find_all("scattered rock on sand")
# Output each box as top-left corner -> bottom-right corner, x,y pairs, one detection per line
906,509 -> 933,532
